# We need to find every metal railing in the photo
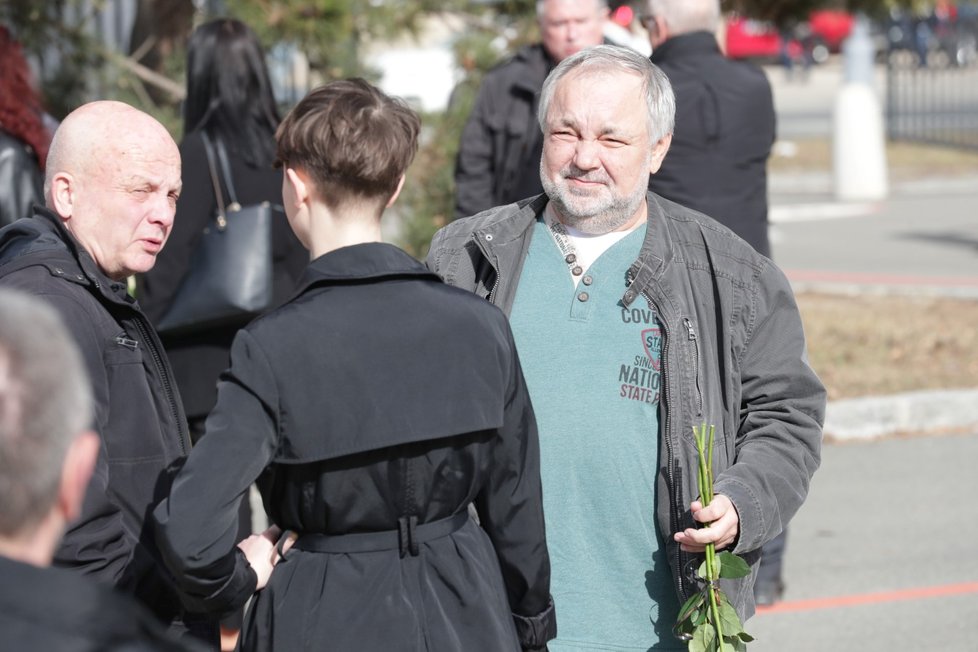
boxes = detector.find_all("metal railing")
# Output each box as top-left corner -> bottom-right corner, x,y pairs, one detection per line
885,22 -> 978,151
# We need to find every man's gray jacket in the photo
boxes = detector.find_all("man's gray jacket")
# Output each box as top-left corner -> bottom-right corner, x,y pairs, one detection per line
426,193 -> 825,620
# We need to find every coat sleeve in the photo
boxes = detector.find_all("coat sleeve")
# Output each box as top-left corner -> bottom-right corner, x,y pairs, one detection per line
473,326 -> 556,650
153,329 -> 278,614
0,141 -> 44,228
453,79 -> 499,220
713,263 -> 825,554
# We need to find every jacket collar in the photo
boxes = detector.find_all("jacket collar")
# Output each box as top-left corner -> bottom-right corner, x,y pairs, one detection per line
650,30 -> 721,64
622,192 -> 674,307
0,207 -> 131,302
293,242 -> 439,296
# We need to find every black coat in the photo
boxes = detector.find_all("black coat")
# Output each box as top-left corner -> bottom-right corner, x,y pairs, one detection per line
0,209 -> 202,633
454,44 -> 553,219
0,555 -> 195,652
0,130 -> 44,228
650,32 -> 776,256
154,243 -> 556,651
137,130 -> 307,421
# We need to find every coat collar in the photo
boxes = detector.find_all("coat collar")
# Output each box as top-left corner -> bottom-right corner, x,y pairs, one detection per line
650,30 -> 721,64
293,242 -> 439,296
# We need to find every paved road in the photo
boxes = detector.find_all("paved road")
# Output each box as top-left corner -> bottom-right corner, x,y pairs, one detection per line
746,432 -> 978,652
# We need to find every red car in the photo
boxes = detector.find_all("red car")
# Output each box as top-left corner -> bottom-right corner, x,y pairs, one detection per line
725,11 -> 854,63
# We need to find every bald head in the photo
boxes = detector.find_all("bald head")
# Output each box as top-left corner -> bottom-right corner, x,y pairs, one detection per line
45,101 -> 182,280
644,0 -> 720,48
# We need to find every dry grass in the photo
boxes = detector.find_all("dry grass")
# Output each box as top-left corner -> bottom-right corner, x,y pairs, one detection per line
796,293 -> 978,401
769,137 -> 978,182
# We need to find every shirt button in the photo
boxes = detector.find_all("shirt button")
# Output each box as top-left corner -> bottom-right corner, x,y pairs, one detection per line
577,291 -> 589,302
565,253 -> 577,264
582,275 -> 593,286
572,265 -> 583,276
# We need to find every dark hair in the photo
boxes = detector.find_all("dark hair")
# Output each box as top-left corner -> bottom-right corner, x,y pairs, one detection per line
275,78 -> 420,210
0,25 -> 51,169
183,18 -> 280,166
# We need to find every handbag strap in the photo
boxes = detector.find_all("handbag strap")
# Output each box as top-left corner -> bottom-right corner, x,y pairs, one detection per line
200,131 -> 228,230
213,137 -> 241,211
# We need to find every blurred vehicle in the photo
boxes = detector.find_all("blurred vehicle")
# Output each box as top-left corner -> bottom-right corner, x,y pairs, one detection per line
884,4 -> 978,67
724,11 -> 853,64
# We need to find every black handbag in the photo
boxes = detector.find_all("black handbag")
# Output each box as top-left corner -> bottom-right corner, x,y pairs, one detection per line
156,133 -> 275,335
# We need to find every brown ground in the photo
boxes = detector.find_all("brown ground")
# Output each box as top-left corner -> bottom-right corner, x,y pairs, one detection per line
797,290 -> 978,402
769,139 -> 978,401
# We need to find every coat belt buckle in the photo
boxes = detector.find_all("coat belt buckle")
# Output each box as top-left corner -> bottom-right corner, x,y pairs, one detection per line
397,515 -> 419,557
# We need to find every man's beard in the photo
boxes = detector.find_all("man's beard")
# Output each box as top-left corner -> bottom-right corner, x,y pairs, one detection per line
539,159 -> 649,235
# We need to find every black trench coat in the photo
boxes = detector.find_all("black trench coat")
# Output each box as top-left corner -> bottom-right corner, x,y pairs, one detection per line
154,243 -> 555,651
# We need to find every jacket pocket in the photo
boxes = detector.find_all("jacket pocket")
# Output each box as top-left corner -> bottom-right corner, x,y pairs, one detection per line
682,317 -> 704,419
102,333 -> 167,462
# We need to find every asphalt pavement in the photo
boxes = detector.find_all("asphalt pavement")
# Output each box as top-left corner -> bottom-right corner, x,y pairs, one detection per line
742,59 -> 978,651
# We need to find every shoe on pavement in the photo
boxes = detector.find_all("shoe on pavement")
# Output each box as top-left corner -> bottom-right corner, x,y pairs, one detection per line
754,581 -> 784,607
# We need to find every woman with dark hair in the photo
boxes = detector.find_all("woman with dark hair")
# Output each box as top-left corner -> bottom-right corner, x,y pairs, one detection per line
138,18 -> 306,441
0,25 -> 52,227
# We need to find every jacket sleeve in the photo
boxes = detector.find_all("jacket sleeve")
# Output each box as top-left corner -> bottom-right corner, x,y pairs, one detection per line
153,330 -> 277,614
0,141 -> 44,228
453,79 -> 499,220
136,134 -> 214,324
473,326 -> 556,650
714,263 -> 825,554
43,292 -> 135,585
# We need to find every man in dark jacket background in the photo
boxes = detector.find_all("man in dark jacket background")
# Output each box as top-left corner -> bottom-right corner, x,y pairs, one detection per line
453,0 -> 608,219
0,101 -> 214,645
643,0 -> 776,257
0,289 -> 191,652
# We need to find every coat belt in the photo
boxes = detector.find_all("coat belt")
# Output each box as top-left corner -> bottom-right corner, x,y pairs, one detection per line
292,511 -> 470,558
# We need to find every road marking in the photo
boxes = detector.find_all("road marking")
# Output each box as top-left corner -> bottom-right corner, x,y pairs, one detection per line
756,581 -> 978,615
785,269 -> 978,287
770,202 -> 879,223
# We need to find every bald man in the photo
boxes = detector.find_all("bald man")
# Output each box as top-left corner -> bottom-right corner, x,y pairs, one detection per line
0,101 -> 214,645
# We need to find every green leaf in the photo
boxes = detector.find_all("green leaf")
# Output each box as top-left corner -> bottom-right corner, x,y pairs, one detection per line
677,591 -> 707,624
697,560 -> 708,580
717,597 -> 744,636
717,551 -> 751,579
738,631 -> 755,642
725,634 -> 748,652
690,623 -> 715,652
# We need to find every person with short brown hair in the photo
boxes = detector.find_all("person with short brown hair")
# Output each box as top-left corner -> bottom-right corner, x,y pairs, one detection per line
154,78 -> 556,652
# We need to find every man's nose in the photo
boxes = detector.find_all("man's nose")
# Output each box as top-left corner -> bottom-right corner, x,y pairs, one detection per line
149,194 -> 176,227
573,140 -> 600,170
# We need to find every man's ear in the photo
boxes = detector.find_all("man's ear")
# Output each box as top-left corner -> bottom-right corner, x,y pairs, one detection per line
385,175 -> 407,209
648,133 -> 673,175
58,431 -> 99,523
284,167 -> 310,210
49,172 -> 75,221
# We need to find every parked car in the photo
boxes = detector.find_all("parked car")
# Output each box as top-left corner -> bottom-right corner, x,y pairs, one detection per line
724,11 -> 854,64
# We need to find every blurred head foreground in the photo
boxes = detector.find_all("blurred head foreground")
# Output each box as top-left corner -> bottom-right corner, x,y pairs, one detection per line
0,289 -> 97,562
44,101 -> 182,281
537,44 -> 674,234
537,0 -> 609,63
642,0 -> 721,49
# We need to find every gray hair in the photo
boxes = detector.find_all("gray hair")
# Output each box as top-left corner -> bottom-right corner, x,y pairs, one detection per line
538,44 -> 676,143
0,289 -> 92,537
645,0 -> 720,35
536,0 -> 608,18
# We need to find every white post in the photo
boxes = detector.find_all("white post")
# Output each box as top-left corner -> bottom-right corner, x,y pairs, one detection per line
833,15 -> 889,201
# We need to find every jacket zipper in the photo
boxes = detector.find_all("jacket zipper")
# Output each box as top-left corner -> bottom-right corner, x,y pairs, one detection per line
683,317 -> 704,418
640,287 -> 691,604
475,232 -> 501,305
131,318 -> 189,456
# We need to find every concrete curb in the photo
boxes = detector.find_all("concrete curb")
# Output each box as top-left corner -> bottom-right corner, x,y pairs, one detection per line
824,387 -> 978,442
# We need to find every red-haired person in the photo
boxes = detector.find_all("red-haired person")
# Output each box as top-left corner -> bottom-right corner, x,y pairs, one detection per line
0,26 -> 51,227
